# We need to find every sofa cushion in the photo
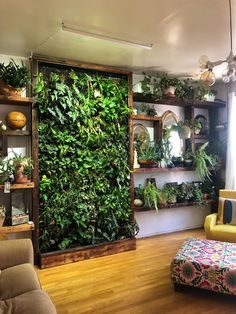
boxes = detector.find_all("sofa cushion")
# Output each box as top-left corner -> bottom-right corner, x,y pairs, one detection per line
0,264 -> 41,300
210,224 -> 236,243
217,197 -> 236,225
0,290 -> 57,314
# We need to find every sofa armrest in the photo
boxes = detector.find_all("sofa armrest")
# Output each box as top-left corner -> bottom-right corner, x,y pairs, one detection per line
204,213 -> 218,238
0,239 -> 33,269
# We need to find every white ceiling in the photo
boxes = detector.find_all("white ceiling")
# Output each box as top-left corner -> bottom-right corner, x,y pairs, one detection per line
0,0 -> 235,77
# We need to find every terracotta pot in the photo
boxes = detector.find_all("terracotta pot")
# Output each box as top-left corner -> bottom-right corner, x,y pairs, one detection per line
203,193 -> 209,200
0,79 -> 22,96
0,215 -> 5,227
14,173 -> 30,184
138,160 -> 158,168
164,86 -> 176,97
6,111 -> 27,130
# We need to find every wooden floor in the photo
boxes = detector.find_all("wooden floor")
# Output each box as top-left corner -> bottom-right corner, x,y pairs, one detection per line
37,229 -> 236,314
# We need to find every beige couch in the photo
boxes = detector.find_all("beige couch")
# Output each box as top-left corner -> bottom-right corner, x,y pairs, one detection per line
0,239 -> 57,314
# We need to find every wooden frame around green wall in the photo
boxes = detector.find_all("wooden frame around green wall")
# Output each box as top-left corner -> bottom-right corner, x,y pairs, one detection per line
31,55 -> 136,266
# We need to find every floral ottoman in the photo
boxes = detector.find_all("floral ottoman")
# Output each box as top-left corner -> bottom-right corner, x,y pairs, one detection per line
171,238 -> 236,295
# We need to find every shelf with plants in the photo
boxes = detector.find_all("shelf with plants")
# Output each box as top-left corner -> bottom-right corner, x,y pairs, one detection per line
134,199 -> 216,212
0,59 -> 35,237
133,167 -> 195,173
133,93 -> 226,109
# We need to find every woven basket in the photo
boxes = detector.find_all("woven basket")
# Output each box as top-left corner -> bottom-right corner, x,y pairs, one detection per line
0,79 -> 22,96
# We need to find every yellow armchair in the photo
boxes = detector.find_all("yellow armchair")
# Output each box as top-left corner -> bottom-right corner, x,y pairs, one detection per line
204,190 -> 236,243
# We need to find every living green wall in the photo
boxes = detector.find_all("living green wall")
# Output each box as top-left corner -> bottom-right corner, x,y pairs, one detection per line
35,65 -> 135,253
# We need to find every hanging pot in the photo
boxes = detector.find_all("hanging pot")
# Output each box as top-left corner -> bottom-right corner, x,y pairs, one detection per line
178,126 -> 191,139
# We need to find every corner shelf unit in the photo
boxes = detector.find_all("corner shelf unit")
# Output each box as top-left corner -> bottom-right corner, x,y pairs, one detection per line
0,95 -> 35,237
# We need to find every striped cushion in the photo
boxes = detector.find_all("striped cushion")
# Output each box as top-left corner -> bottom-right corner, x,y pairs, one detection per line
217,197 -> 236,225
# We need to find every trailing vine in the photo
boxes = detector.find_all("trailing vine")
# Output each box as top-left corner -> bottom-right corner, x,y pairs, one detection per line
35,68 -> 136,252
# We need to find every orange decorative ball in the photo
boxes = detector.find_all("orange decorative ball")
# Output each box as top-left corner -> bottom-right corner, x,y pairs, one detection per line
6,111 -> 27,130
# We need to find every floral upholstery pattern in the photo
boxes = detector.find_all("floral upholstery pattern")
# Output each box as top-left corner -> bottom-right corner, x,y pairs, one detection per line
171,238 -> 236,295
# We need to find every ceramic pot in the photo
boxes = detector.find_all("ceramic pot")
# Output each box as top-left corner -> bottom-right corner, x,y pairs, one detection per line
178,126 -> 191,139
184,159 -> 193,168
6,111 -> 27,130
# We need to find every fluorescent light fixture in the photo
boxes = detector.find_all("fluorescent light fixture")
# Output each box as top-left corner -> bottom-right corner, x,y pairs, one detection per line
61,23 -> 153,50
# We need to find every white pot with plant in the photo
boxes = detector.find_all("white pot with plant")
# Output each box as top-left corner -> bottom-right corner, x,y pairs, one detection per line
0,205 -> 6,227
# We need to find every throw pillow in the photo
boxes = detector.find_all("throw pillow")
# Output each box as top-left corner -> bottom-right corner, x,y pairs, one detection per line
217,197 -> 236,225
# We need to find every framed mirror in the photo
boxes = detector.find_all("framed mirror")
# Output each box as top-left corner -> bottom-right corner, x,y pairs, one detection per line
162,111 -> 182,164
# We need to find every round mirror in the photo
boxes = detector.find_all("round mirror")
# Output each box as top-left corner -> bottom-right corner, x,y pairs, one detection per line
162,111 -> 182,163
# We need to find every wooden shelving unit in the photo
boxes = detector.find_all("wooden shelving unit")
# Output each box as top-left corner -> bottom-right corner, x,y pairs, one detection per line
0,223 -> 35,234
131,114 -> 161,121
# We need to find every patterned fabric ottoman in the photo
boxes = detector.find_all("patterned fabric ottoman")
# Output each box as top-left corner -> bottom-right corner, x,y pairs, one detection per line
171,238 -> 236,295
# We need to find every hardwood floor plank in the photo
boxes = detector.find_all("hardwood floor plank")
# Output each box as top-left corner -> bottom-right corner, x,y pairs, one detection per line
37,229 -> 236,314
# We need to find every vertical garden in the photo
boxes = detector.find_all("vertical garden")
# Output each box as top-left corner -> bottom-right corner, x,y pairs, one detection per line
35,65 -> 135,253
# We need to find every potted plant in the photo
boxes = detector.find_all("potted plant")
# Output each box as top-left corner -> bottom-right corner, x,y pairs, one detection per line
143,182 -> 159,211
194,142 -> 217,181
138,141 -> 162,167
163,184 -> 179,204
134,184 -> 144,207
0,159 -> 13,184
0,59 -> 30,96
204,90 -> 217,102
194,119 -> 202,135
193,187 -> 205,205
12,154 -> 34,183
159,73 -> 182,97
138,103 -> 157,116
172,120 -> 192,139
182,149 -> 194,167
0,205 -> 6,227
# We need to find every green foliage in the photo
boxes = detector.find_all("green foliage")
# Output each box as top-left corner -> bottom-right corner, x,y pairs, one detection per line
194,142 -> 217,181
162,184 -> 179,203
35,69 -> 135,253
143,182 -> 159,211
139,103 -> 157,116
0,59 -> 30,88
138,141 -> 162,162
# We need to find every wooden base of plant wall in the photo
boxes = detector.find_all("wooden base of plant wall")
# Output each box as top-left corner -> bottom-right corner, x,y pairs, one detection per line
39,238 -> 136,269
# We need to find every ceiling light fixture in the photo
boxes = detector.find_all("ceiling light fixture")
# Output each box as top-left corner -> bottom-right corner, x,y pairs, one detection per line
61,23 -> 153,50
199,0 -> 236,85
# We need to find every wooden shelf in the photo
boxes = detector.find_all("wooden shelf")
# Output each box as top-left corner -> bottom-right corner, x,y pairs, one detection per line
1,130 -> 31,136
0,222 -> 35,234
0,182 -> 35,190
131,114 -> 161,121
135,199 -> 216,212
0,95 -> 33,105
133,93 -> 226,108
194,134 -> 209,140
133,167 -> 195,173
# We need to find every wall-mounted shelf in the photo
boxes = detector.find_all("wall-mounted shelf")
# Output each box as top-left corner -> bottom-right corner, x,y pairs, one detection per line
131,114 -> 161,121
133,93 -> 226,109
0,183 -> 35,190
1,130 -> 31,136
0,95 -> 33,105
135,199 -> 216,212
0,222 -> 35,234
133,167 -> 195,173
